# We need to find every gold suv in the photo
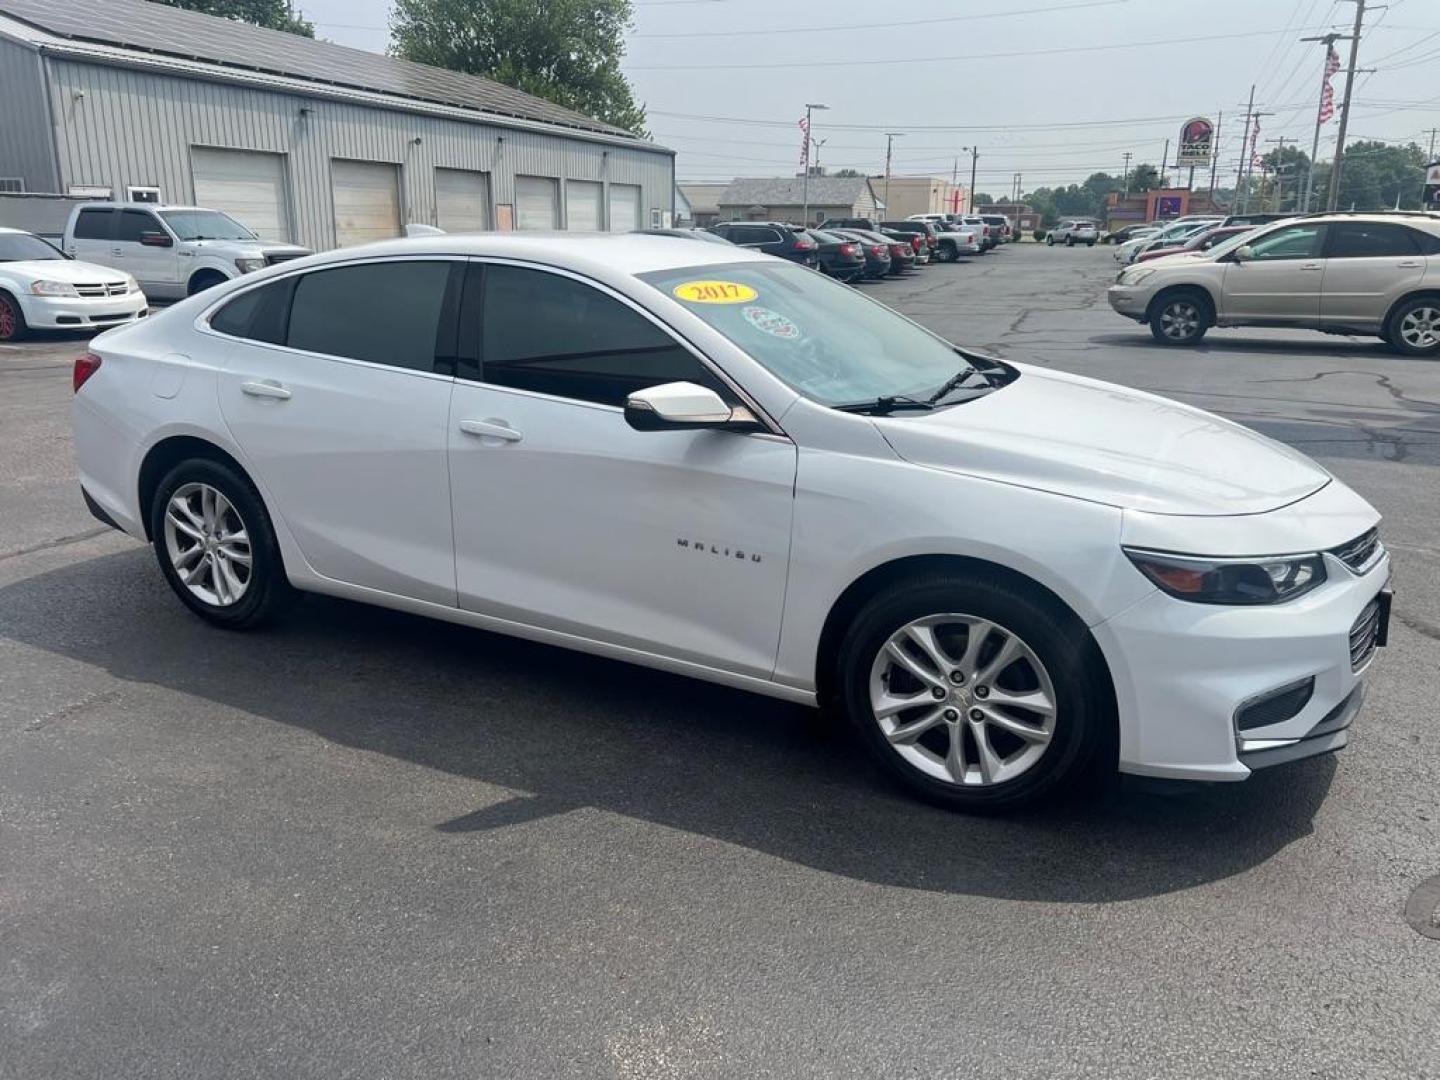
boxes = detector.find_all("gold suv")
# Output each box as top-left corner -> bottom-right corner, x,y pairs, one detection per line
1106,213 -> 1440,356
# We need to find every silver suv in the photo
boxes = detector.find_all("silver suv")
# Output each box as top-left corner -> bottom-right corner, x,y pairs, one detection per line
1107,213 -> 1440,356
1047,220 -> 1098,246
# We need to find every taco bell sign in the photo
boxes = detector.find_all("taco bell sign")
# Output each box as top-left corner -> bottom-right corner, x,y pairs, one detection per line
1177,117 -> 1214,166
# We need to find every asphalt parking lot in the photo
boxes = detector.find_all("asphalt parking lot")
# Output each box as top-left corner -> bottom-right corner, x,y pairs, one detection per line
3,244 -> 1438,1079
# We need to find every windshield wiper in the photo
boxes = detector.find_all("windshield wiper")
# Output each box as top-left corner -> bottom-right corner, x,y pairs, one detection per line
832,395 -> 936,416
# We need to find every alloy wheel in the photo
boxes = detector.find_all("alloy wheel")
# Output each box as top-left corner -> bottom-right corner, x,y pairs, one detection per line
1159,300 -> 1201,341
1399,306 -> 1440,351
0,298 -> 16,340
163,482 -> 253,607
868,613 -> 1057,787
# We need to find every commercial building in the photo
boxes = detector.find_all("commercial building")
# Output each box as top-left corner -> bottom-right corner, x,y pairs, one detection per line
1103,188 -> 1225,233
715,176 -> 884,226
0,0 -> 675,250
872,176 -> 968,219
677,183 -> 726,226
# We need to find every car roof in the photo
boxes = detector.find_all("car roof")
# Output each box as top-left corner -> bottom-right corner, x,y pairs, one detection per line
73,202 -> 217,211
255,232 -> 777,277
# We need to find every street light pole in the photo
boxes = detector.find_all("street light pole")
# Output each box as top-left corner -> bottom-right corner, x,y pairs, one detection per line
961,146 -> 978,212
801,102 -> 828,226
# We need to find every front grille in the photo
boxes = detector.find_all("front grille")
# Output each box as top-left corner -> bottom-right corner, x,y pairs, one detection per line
74,282 -> 130,297
1350,597 -> 1382,671
1331,528 -> 1382,574
264,251 -> 304,266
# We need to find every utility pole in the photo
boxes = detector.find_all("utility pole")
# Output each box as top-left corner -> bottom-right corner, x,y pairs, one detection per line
960,146 -> 979,212
1326,0 -> 1366,211
1428,128 -> 1439,160
1266,136 -> 1292,211
800,102 -> 828,226
1208,111 -> 1223,199
1122,151 -> 1133,196
1160,138 -> 1170,188
883,131 -> 903,215
810,137 -> 827,176
1235,85 -> 1256,213
1300,33 -> 1348,212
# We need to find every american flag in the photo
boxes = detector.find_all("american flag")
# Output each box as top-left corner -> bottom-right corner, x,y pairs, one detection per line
1318,46 -> 1341,123
799,116 -> 810,167
1250,116 -> 1263,169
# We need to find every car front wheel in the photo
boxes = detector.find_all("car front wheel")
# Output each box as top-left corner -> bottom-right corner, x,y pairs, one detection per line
835,574 -> 1111,811
149,457 -> 297,629
0,292 -> 27,342
1387,297 -> 1440,357
1149,290 -> 1210,346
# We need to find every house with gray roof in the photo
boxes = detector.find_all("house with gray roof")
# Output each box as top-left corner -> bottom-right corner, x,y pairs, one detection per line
715,176 -> 884,227
0,0 -> 674,250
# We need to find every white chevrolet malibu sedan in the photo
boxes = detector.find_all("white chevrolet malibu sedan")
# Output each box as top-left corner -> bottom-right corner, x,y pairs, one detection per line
70,233 -> 1391,810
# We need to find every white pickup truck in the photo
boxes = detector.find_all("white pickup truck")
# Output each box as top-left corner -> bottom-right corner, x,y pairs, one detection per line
63,203 -> 309,299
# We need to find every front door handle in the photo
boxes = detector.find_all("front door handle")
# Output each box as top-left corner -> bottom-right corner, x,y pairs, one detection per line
459,418 -> 522,443
1300,262 -> 1322,271
1397,260 -> 1422,268
240,379 -> 292,400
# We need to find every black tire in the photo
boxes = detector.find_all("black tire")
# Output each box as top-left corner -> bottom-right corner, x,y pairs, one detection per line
1065,236 -> 1075,247
187,271 -> 229,296
1385,296 -> 1440,357
148,457 -> 298,629
834,573 -> 1113,812
1046,237 -> 1054,247
1148,288 -> 1211,346
0,291 -> 27,342
936,242 -> 958,263
1086,240 -> 1096,247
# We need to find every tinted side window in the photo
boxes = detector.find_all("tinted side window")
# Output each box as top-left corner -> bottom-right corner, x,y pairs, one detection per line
481,265 -> 728,408
73,209 -> 114,240
1414,229 -> 1440,255
287,261 -> 452,372
1249,224 -> 1324,261
115,209 -> 162,243
1327,222 -> 1421,258
209,278 -> 295,344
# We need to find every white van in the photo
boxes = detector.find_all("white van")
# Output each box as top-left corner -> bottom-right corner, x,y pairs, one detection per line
64,203 -> 309,299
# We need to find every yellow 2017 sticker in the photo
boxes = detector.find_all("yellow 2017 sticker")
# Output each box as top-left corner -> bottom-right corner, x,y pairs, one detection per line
672,280 -> 758,304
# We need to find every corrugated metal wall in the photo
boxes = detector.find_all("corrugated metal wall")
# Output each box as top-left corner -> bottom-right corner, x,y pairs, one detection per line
42,56 -> 673,251
0,38 -> 59,191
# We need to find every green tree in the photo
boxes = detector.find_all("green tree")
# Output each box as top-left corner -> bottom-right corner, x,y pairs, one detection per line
152,0 -> 314,35
831,168 -> 865,178
972,192 -> 997,206
1333,140 -> 1427,209
1126,163 -> 1160,192
390,0 -> 647,135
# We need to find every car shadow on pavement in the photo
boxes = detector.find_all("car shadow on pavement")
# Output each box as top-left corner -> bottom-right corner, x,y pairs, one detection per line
1,547 -> 1337,904
1085,332 -> 1398,357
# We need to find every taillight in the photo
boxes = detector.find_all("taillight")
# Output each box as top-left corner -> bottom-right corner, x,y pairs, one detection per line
73,352 -> 102,393
840,243 -> 856,255
871,245 -> 886,255
795,239 -> 815,250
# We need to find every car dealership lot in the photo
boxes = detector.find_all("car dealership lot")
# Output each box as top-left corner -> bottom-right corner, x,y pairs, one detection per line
3,245 -> 1438,1078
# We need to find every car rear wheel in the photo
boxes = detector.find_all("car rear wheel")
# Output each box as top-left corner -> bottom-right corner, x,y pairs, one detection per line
1387,297 -> 1440,357
1149,289 -> 1210,346
835,574 -> 1111,811
936,243 -> 957,263
149,458 -> 297,629
0,292 -> 27,342
1046,237 -> 1054,246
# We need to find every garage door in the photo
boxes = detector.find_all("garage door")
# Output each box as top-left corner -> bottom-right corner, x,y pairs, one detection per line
331,160 -> 401,247
515,175 -> 559,230
192,147 -> 290,243
565,180 -> 603,231
608,184 -> 641,232
434,168 -> 490,233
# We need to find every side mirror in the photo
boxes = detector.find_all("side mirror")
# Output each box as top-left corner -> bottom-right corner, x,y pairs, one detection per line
625,382 -> 735,432
139,231 -> 173,248
1233,244 -> 1254,262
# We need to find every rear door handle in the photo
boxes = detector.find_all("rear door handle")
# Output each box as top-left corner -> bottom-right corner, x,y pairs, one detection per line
459,418 -> 522,443
1397,260 -> 1422,268
240,379 -> 292,400
1300,262 -> 1322,271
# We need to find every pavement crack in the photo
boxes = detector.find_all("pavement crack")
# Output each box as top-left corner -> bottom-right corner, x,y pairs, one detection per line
1254,369 -> 1440,412
0,527 -> 115,563
1396,609 -> 1440,644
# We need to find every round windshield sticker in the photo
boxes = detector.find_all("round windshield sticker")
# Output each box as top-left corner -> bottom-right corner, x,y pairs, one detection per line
741,305 -> 800,340
672,280 -> 758,304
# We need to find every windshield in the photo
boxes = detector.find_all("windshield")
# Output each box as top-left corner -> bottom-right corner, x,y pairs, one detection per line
0,232 -> 66,262
158,210 -> 256,241
640,260 -> 989,407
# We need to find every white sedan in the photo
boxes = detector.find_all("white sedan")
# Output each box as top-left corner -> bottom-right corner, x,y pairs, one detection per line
70,233 -> 1390,810
0,227 -> 146,340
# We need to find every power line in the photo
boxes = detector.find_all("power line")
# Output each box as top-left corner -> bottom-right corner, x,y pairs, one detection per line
632,0 -> 1127,38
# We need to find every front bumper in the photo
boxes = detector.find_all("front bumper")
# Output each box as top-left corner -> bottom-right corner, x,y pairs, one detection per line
1106,283 -> 1150,321
21,291 -> 147,330
1093,550 -> 1391,783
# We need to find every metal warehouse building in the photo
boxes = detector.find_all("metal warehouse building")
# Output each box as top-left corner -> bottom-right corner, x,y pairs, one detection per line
0,0 -> 674,250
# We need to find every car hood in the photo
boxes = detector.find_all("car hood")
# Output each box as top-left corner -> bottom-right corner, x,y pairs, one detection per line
4,259 -> 127,283
874,364 -> 1330,516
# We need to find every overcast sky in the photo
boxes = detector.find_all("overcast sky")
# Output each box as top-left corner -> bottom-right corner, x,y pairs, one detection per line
297,0 -> 1440,193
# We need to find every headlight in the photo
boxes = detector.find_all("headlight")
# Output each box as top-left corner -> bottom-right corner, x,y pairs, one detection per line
1119,267 -> 1156,286
234,257 -> 266,274
30,279 -> 79,297
125,275 -> 140,294
1124,548 -> 1327,605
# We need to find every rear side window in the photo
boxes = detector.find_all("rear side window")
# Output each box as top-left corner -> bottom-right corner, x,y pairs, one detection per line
287,261 -> 453,372
73,208 -> 114,240
480,265 -> 728,408
1327,222 -> 1421,258
209,279 -> 295,344
115,209 -> 162,243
